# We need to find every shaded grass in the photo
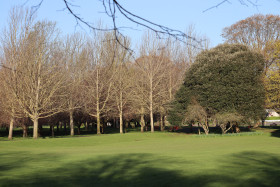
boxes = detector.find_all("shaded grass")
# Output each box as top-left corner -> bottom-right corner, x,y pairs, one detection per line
0,132 -> 280,186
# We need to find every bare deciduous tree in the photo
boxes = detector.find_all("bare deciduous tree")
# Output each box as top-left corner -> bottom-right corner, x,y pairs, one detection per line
111,38 -> 133,134
1,8 -> 68,139
222,14 -> 280,73
83,31 -> 117,134
63,33 -> 87,136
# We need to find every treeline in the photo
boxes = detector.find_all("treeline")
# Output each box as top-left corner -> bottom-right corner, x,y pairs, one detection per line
0,8 -> 208,139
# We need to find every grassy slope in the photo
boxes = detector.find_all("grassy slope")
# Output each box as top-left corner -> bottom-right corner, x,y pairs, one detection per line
0,131 -> 280,187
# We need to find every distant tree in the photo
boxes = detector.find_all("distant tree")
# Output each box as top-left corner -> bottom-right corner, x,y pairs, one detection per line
83,31 -> 117,134
110,37 -> 133,134
63,33 -> 87,136
169,44 -> 266,129
222,14 -> 280,74
265,40 -> 280,112
134,32 -> 172,132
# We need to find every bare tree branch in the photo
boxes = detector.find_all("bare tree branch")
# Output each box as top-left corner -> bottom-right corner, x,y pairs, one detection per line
203,0 -> 260,12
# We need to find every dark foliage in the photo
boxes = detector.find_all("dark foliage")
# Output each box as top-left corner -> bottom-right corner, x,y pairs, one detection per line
169,44 -> 266,125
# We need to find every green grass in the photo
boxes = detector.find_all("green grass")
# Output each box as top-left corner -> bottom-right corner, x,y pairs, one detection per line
265,116 -> 280,120
1,130 -> 280,187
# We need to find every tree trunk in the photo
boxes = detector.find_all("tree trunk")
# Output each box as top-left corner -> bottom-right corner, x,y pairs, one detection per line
85,121 -> 88,131
51,125 -> 55,137
69,110 -> 74,136
125,120 -> 129,133
38,124 -> 42,137
33,117 -> 39,139
160,113 -> 164,131
77,124 -> 81,135
120,111 -> 123,134
220,123 -> 233,134
97,112 -> 101,134
149,76 -> 154,133
8,117 -> 14,140
220,124 -> 226,134
149,92 -> 154,133
23,124 -> 28,138
140,107 -> 145,133
202,124 -> 209,135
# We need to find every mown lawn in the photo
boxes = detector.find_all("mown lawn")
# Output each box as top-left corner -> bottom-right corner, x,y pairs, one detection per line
0,130 -> 280,187
266,116 -> 280,120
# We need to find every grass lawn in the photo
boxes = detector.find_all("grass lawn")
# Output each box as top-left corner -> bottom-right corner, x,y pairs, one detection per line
266,116 -> 280,120
0,129 -> 280,187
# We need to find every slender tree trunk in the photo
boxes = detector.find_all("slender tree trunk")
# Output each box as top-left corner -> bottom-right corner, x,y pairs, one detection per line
119,92 -> 123,134
8,117 -> 14,140
85,121 -> 88,131
140,106 -> 145,132
150,109 -> 154,132
198,123 -> 201,135
140,114 -> 145,132
149,77 -> 154,133
69,110 -> 74,136
77,124 -> 81,135
125,120 -> 128,133
51,125 -> 55,137
33,117 -> 39,139
160,113 -> 164,131
96,111 -> 101,134
23,124 -> 28,138
120,111 -> 123,134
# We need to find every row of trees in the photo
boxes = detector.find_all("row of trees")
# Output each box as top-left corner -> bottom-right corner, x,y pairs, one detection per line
0,8 -> 208,139
2,9 -> 280,138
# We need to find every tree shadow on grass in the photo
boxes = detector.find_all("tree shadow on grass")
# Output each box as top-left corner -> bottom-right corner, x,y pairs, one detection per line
270,127 -> 280,138
1,151 -> 280,187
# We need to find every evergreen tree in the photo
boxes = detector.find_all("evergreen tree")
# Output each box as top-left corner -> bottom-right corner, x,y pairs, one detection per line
169,44 -> 266,126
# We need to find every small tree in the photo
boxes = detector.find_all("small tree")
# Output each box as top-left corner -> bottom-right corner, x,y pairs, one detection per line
185,99 -> 209,135
214,112 -> 243,134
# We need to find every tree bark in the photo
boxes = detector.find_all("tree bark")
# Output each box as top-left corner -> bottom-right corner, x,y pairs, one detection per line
160,113 -> 164,131
51,125 -> 55,137
85,121 -> 88,131
22,124 -> 28,138
120,111 -> 123,134
140,106 -> 145,132
77,124 -> 81,135
96,111 -> 101,134
69,110 -> 74,136
8,117 -> 14,140
149,85 -> 154,132
33,117 -> 39,139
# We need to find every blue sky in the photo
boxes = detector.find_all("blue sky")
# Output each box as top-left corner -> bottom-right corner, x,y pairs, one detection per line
0,0 -> 279,48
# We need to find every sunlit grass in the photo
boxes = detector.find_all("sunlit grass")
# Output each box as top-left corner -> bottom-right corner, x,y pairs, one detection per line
0,130 -> 280,186
266,116 -> 280,120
